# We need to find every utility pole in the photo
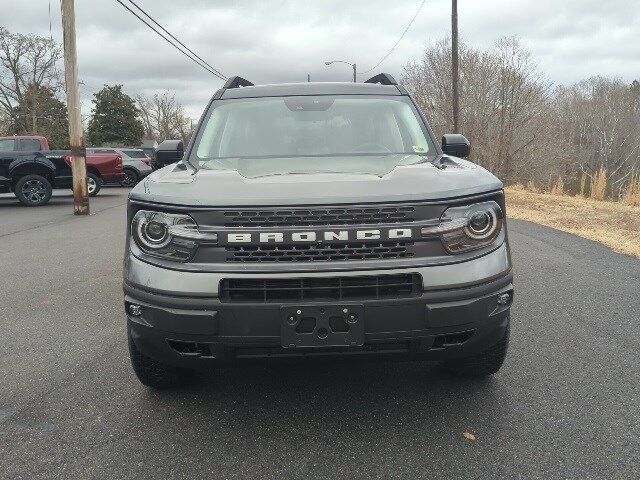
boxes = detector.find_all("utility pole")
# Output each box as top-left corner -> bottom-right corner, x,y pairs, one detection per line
352,63 -> 357,83
61,0 -> 89,215
451,0 -> 460,133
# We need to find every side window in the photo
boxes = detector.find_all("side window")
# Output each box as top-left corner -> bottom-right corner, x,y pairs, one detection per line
18,139 -> 42,151
123,150 -> 146,158
0,139 -> 15,151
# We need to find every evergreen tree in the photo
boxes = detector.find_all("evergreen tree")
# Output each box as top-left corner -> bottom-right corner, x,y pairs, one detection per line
87,85 -> 144,146
13,85 -> 70,149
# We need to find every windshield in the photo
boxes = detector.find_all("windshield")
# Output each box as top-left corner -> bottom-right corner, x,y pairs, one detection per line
191,95 -> 435,174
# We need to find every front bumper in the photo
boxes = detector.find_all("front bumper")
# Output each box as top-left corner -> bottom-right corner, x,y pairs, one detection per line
124,244 -> 513,367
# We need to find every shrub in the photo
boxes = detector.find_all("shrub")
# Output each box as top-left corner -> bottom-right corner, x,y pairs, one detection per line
589,167 -> 608,201
550,176 -> 565,196
622,172 -> 640,206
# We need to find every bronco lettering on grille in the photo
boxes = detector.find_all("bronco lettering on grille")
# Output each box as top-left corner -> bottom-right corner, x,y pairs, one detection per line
226,228 -> 412,244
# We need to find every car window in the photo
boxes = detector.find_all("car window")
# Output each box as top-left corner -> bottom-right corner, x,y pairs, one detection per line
122,149 -> 147,158
90,148 -> 116,154
0,139 -> 15,151
17,139 -> 42,151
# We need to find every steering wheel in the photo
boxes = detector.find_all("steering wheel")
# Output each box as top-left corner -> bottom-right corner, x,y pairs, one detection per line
351,143 -> 392,153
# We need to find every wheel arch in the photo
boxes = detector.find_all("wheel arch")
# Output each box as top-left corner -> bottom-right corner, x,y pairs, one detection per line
86,166 -> 102,178
9,155 -> 56,183
123,165 -> 142,176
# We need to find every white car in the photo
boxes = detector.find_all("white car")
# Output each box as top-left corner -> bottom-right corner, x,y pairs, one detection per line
88,147 -> 153,187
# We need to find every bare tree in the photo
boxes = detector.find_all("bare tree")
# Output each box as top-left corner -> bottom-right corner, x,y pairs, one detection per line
0,27 -> 62,134
136,92 -> 195,145
402,36 -> 640,197
553,77 -> 640,196
402,37 -> 551,184
0,111 -> 10,134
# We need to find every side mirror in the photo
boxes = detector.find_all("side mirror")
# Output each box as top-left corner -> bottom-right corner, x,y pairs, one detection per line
442,134 -> 470,158
154,139 -> 184,167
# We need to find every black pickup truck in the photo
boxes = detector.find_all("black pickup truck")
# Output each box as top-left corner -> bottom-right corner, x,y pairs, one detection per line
0,136 -> 124,206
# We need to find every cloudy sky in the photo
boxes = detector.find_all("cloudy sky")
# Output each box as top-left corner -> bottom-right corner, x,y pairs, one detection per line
2,0 -> 639,118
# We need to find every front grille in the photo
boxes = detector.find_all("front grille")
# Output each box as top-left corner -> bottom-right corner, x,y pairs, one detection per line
222,206 -> 415,227
226,242 -> 414,263
220,274 -> 422,302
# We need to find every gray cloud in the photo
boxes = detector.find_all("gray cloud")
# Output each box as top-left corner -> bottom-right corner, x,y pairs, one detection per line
2,0 -> 639,118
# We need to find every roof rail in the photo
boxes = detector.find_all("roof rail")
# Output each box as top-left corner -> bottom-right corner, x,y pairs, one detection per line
364,73 -> 398,86
223,76 -> 254,89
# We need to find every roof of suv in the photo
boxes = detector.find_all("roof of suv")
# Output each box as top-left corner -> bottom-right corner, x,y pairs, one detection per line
215,74 -> 406,99
220,82 -> 403,99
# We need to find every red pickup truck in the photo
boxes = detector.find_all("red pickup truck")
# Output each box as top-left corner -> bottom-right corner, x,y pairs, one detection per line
0,135 -> 125,206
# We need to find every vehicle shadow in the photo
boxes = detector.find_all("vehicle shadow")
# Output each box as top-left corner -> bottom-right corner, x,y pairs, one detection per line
0,191 -> 126,207
137,358 -> 512,456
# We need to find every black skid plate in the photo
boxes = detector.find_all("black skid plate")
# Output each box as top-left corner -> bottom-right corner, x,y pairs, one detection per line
281,305 -> 365,349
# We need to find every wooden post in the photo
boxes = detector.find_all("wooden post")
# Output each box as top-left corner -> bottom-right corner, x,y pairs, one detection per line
61,0 -> 89,215
451,0 -> 460,133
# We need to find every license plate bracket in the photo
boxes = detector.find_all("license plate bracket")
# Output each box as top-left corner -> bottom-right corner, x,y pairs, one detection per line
281,304 -> 365,349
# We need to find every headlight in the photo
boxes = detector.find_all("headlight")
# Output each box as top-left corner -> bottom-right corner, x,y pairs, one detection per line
131,210 -> 217,262
421,201 -> 503,254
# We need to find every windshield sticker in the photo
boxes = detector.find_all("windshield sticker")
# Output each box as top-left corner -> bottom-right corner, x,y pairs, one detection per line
412,145 -> 427,153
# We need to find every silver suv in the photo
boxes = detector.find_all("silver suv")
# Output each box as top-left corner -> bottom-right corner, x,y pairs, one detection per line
123,74 -> 513,389
88,148 -> 153,187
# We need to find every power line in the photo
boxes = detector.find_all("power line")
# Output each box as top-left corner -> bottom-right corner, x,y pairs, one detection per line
360,0 -> 427,75
125,0 -> 227,80
115,0 -> 225,80
114,0 -> 226,81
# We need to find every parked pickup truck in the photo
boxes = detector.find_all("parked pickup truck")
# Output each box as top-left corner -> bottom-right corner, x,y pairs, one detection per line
0,135 -> 124,206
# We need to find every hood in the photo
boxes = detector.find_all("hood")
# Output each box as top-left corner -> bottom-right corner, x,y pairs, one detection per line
129,155 -> 503,207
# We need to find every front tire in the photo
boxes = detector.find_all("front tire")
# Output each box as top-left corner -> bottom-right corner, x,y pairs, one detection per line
444,323 -> 509,378
128,332 -> 195,389
15,174 -> 53,207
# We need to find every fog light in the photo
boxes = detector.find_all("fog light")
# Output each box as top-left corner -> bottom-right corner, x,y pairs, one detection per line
497,293 -> 511,306
128,304 -> 143,316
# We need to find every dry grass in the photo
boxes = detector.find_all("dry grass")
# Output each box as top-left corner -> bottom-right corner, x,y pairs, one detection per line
550,175 -> 565,196
506,186 -> 640,258
589,167 -> 608,200
622,172 -> 640,206
579,172 -> 588,197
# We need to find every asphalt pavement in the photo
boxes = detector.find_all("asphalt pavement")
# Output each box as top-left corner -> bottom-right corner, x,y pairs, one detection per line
0,188 -> 638,479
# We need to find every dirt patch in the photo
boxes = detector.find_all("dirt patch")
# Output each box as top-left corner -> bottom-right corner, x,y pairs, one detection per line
505,186 -> 640,259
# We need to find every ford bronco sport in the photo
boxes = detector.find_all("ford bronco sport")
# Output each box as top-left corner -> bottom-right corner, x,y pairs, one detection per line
123,74 -> 513,389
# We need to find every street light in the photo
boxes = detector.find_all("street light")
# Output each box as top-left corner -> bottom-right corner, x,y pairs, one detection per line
324,60 -> 357,82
